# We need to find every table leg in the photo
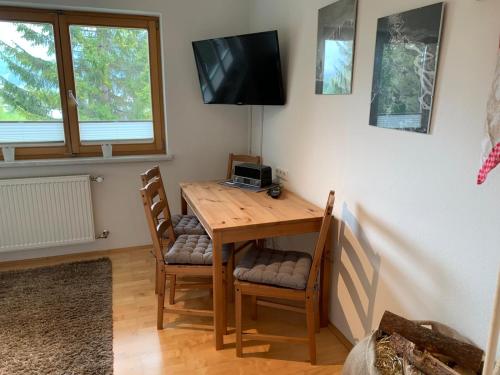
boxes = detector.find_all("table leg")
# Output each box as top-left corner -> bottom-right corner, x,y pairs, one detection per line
320,227 -> 332,327
180,188 -> 188,215
227,244 -> 235,303
212,232 -> 225,350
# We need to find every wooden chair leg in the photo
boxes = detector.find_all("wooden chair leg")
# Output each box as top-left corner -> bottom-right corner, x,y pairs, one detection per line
235,284 -> 243,357
314,290 -> 320,333
306,293 -> 317,365
250,295 -> 257,320
169,275 -> 176,305
157,267 -> 167,330
155,262 -> 160,295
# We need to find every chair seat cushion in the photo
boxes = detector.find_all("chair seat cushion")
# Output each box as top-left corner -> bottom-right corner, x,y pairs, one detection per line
165,234 -> 230,265
233,246 -> 312,290
172,214 -> 206,235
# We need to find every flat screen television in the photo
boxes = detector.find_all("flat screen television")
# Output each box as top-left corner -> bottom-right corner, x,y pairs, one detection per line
192,31 -> 285,105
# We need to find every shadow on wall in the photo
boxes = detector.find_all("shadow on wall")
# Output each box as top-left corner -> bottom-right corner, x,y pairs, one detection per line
355,204 -> 452,323
331,202 -> 455,344
331,202 -> 381,343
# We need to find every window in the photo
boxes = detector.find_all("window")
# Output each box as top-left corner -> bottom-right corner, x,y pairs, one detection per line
0,7 -> 165,160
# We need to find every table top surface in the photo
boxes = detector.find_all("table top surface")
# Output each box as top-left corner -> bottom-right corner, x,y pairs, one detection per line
180,181 -> 324,232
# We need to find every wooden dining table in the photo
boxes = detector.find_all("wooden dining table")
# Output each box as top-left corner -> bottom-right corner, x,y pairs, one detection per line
180,181 -> 332,350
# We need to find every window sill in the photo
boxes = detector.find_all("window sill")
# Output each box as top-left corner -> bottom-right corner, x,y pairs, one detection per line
0,154 -> 174,168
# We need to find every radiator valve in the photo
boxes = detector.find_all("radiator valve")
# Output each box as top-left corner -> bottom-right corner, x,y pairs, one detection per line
96,230 -> 110,239
91,176 -> 104,183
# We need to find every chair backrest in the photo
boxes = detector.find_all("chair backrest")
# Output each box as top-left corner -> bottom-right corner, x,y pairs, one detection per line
140,177 -> 177,262
226,153 -> 262,179
140,166 -> 173,227
141,165 -> 162,186
306,191 -> 335,291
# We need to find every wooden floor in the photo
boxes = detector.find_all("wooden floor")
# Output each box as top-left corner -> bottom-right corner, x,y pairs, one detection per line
0,247 -> 349,374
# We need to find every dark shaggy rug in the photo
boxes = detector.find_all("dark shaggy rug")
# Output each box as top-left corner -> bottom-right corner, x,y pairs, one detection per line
0,258 -> 113,375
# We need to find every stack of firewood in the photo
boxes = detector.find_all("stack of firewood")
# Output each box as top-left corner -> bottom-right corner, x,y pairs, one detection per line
375,311 -> 485,375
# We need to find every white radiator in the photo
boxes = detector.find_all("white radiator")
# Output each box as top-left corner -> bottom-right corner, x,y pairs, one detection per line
0,175 -> 95,252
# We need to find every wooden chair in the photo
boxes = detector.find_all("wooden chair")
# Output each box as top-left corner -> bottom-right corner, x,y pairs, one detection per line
234,191 -> 335,364
141,166 -> 205,236
226,153 -> 262,180
141,166 -> 207,298
140,177 -> 233,330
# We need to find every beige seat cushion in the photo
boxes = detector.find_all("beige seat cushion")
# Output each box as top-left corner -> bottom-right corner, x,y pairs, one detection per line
233,246 -> 312,290
165,234 -> 230,265
172,214 -> 205,236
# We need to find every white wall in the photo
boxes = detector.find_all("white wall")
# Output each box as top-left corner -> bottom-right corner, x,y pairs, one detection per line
248,0 -> 500,351
2,0 -> 499,354
0,0 -> 250,261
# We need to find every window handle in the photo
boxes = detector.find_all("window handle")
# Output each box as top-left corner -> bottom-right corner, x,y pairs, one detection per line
68,90 -> 79,107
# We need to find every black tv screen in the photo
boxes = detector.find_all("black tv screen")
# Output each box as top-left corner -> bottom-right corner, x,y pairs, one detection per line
192,31 -> 285,105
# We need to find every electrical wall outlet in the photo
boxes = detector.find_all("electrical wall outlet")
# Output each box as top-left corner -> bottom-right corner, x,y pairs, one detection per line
275,167 -> 289,181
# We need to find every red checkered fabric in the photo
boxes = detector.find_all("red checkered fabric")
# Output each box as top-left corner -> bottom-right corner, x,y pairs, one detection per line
478,42 -> 499,185
477,143 -> 500,184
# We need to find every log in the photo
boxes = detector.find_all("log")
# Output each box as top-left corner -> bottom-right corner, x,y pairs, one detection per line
389,333 -> 461,375
379,311 -> 483,373
389,331 -> 416,355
